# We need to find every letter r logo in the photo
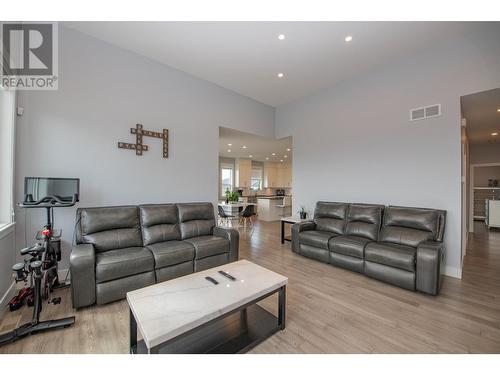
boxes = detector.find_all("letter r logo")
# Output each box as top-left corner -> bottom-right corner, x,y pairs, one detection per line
2,23 -> 53,76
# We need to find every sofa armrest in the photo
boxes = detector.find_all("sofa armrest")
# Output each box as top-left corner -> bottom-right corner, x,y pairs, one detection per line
70,243 -> 96,308
213,226 -> 240,262
291,221 -> 316,254
416,241 -> 445,295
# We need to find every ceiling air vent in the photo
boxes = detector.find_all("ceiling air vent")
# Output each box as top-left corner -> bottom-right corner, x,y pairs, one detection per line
410,104 -> 441,122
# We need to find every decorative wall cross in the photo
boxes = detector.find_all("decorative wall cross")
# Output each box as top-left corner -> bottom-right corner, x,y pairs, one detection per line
118,124 -> 169,158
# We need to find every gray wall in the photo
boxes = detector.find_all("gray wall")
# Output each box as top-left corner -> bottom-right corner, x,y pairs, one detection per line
15,27 -> 274,269
0,229 -> 15,311
275,25 -> 500,278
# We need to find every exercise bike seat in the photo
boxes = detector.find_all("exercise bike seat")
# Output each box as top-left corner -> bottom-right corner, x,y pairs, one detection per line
20,243 -> 44,256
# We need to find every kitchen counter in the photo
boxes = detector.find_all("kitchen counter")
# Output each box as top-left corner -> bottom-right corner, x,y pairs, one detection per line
257,197 -> 289,221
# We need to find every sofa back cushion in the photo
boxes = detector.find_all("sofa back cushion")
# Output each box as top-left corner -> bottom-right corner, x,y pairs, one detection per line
313,202 -> 348,235
77,206 -> 142,252
346,204 -> 384,240
177,202 -> 215,239
379,206 -> 445,248
139,204 -> 181,245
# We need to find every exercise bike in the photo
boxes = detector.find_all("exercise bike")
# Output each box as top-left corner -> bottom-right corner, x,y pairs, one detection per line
0,194 -> 78,347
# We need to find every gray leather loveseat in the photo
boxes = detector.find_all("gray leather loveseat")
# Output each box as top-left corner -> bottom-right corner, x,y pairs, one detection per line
70,202 -> 239,308
292,202 -> 446,295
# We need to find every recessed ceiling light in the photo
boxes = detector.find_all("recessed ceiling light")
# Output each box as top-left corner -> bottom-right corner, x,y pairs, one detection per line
286,148 -> 291,152
497,108 -> 500,112
280,160 -> 284,162
249,155 -> 253,158
265,157 -> 269,160
492,132 -> 498,136
284,155 -> 288,158
345,35 -> 353,42
227,149 -> 231,152
227,143 -> 232,146
242,145 -> 247,149
277,73 -> 284,78
271,153 -> 276,156
278,34 -> 285,40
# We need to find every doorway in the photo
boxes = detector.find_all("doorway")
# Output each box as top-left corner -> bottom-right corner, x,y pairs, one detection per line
218,127 -> 293,226
460,88 -> 500,266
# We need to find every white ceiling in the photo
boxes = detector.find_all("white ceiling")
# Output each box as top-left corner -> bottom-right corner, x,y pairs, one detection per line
219,127 -> 292,163
461,88 -> 500,145
65,21 -> 485,107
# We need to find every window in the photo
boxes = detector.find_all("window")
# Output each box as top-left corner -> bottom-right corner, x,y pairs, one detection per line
250,166 -> 263,191
0,87 -> 16,228
220,163 -> 234,197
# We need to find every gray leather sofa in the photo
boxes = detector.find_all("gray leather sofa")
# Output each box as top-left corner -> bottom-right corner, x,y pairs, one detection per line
292,202 -> 446,295
70,202 -> 239,308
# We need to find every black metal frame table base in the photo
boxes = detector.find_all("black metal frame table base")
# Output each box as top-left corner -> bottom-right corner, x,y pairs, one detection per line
130,285 -> 286,354
281,219 -> 296,244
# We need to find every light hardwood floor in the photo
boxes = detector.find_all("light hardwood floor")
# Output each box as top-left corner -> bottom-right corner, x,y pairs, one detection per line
1,220 -> 499,353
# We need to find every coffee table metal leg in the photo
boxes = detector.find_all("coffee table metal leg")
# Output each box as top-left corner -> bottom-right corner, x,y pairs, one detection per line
148,346 -> 160,354
278,286 -> 286,330
130,308 -> 137,354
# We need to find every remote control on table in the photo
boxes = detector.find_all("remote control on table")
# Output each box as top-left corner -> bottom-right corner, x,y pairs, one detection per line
205,276 -> 219,285
218,270 -> 236,281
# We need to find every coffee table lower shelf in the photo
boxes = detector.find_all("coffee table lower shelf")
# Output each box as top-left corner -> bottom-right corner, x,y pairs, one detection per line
131,304 -> 280,354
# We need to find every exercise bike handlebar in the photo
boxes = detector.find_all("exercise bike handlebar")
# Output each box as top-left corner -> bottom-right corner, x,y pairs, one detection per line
19,194 -> 79,208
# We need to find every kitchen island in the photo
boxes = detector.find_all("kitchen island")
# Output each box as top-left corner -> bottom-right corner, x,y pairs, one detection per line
257,196 -> 288,221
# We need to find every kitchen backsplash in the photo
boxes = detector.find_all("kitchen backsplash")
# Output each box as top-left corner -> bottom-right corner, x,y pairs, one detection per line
238,187 -> 293,196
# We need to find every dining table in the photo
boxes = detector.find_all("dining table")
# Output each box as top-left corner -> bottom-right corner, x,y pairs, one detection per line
218,202 -> 256,226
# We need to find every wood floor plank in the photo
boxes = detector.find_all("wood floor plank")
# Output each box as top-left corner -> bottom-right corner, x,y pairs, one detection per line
1,220 -> 499,353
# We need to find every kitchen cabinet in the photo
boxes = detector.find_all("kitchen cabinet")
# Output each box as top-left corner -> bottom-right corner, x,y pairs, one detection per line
264,162 -> 292,188
264,162 -> 277,188
235,158 -> 252,187
277,164 -> 292,188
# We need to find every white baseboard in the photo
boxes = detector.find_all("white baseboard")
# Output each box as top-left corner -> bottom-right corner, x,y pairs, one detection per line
0,282 -> 16,321
444,266 -> 462,279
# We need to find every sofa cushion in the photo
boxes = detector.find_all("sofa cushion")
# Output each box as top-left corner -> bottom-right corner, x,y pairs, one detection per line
379,206 -> 441,247
329,235 -> 371,259
184,235 -> 229,259
313,202 -> 347,235
147,240 -> 195,269
365,242 -> 416,272
345,204 -> 384,241
139,204 -> 181,245
177,203 -> 215,239
78,206 -> 142,252
95,247 -> 154,283
299,230 -> 337,250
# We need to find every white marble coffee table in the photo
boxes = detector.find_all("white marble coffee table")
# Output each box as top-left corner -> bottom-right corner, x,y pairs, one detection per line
127,259 -> 288,354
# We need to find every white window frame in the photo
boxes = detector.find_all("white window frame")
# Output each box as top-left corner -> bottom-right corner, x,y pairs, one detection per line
0,86 -> 16,233
220,162 -> 234,198
250,166 -> 263,191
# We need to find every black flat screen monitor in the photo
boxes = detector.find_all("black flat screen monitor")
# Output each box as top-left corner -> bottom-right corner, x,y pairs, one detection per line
24,177 -> 80,203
